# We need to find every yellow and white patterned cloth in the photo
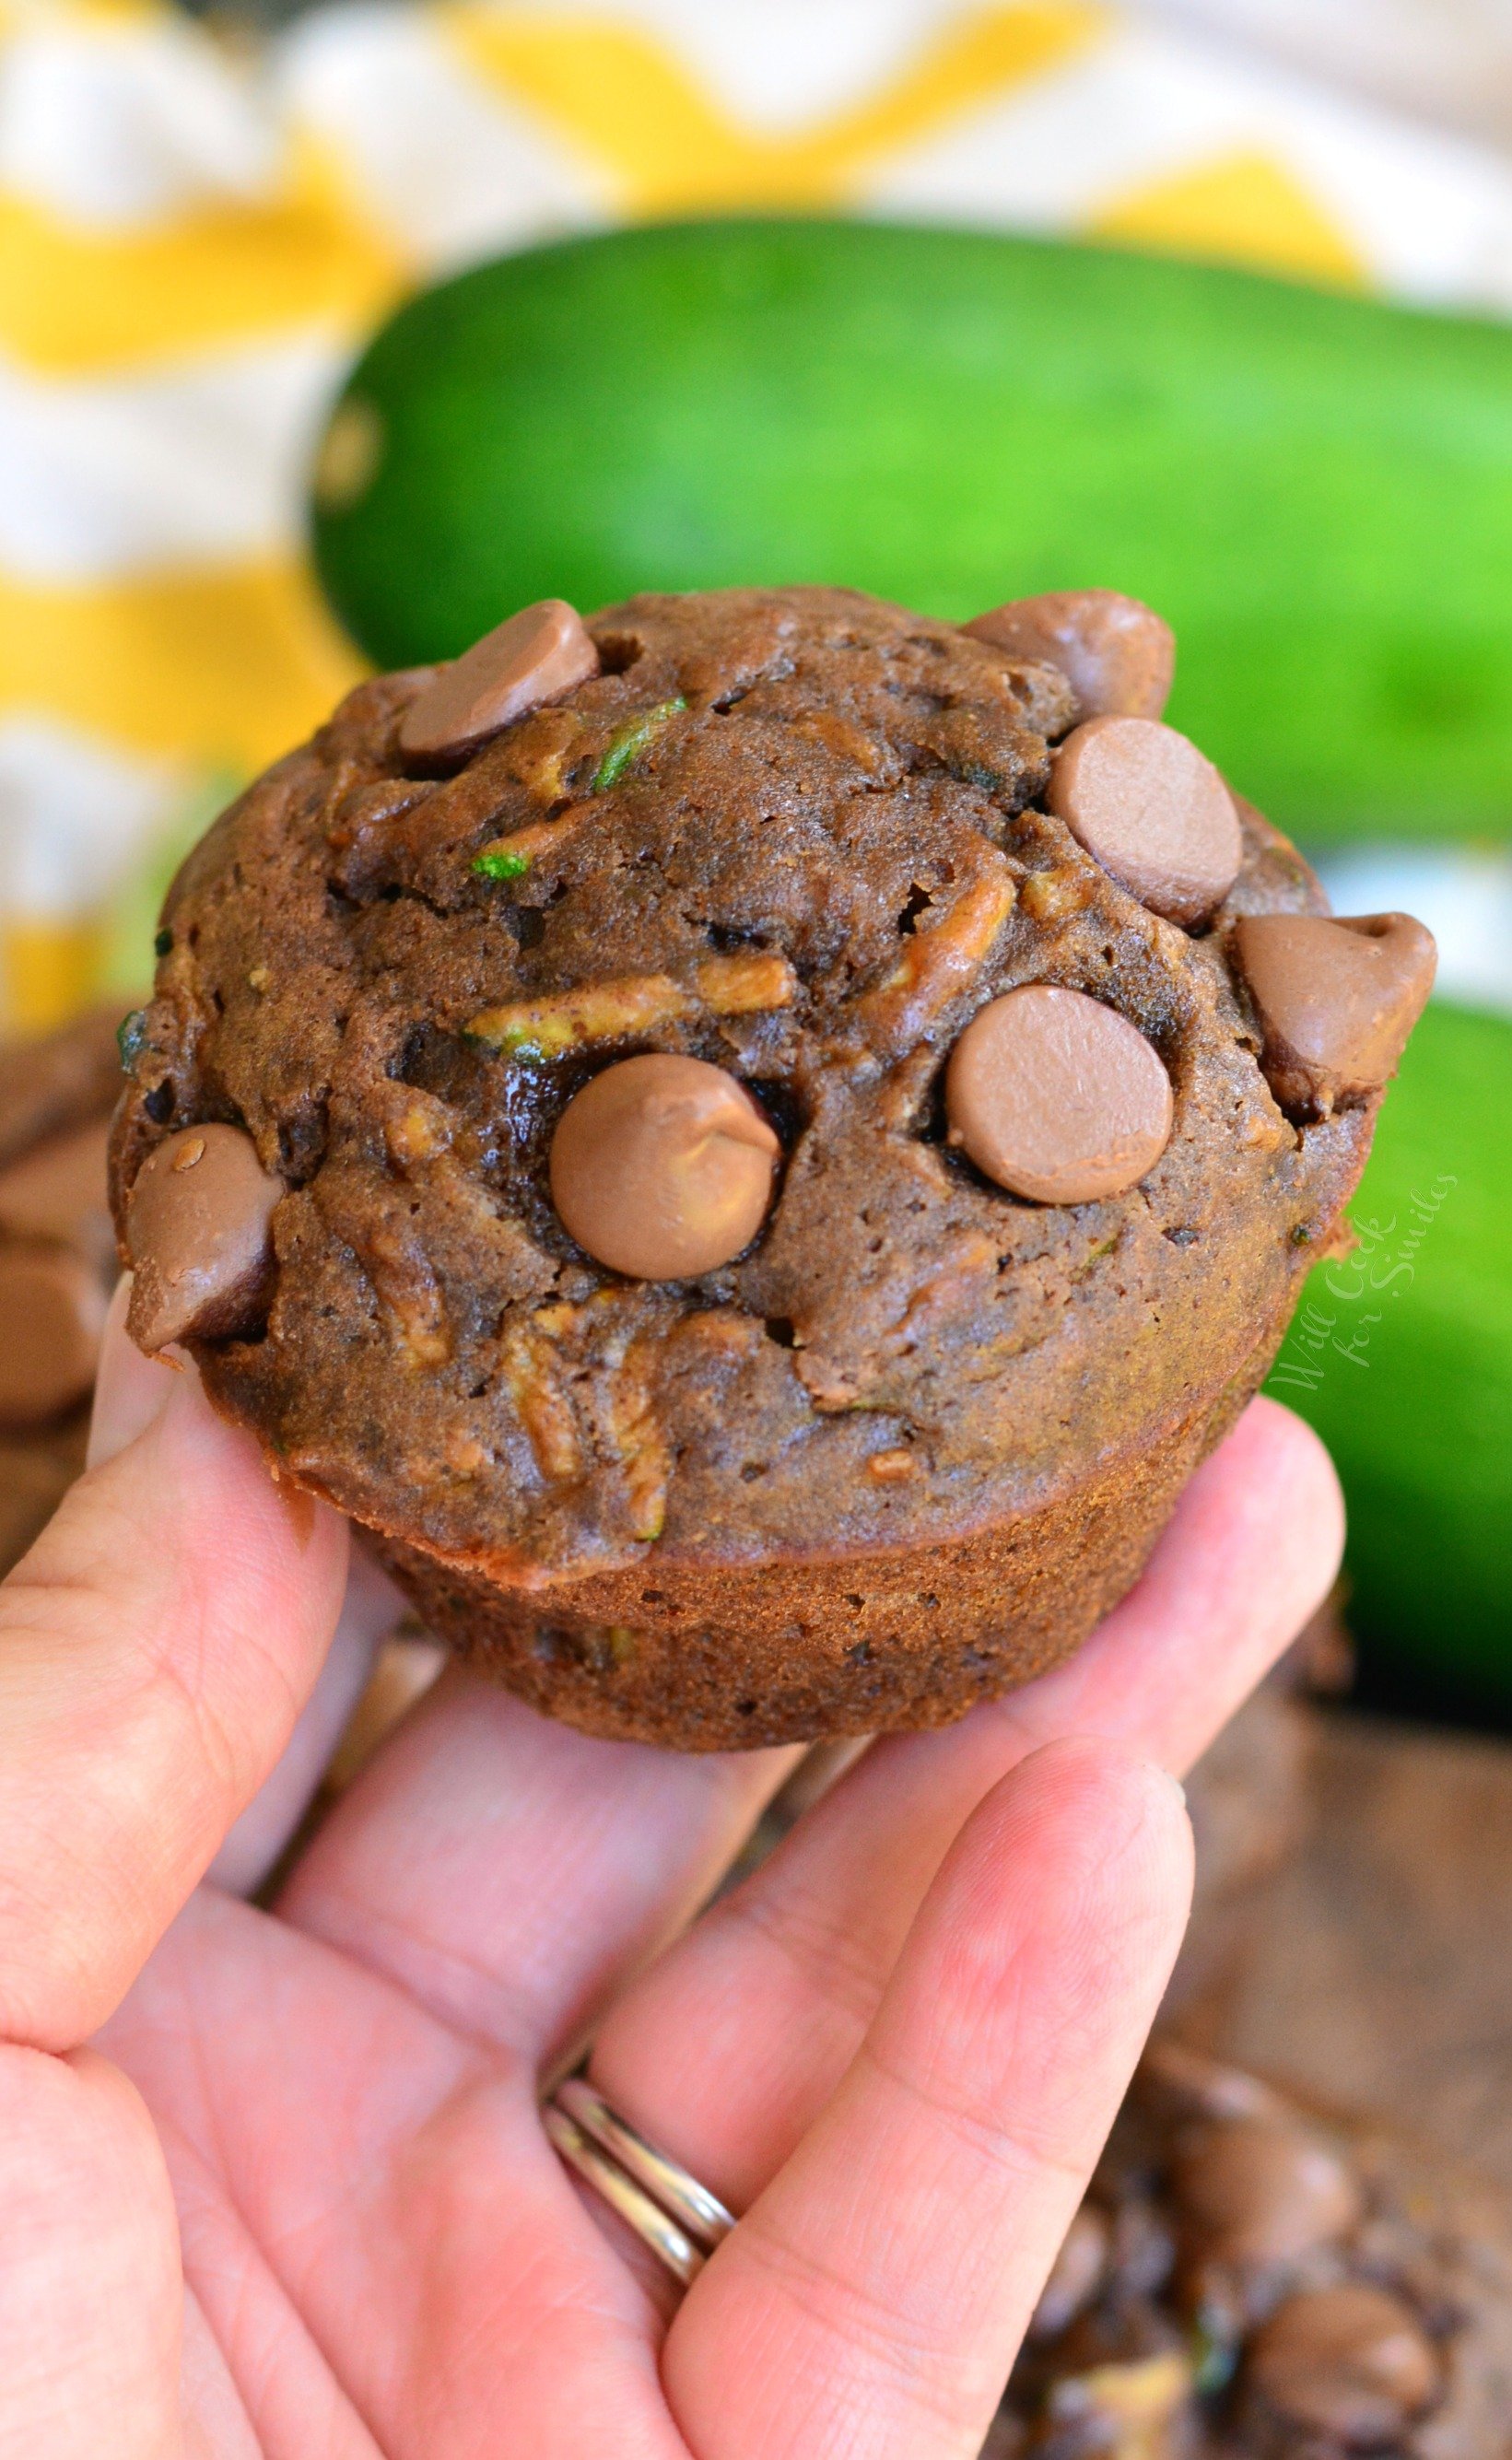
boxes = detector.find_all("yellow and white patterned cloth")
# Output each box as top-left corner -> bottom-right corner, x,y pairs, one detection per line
9,0 -> 1512,1029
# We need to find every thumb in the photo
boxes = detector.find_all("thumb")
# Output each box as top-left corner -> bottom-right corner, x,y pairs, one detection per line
87,1272 -> 184,1469
0,1279 -> 348,2052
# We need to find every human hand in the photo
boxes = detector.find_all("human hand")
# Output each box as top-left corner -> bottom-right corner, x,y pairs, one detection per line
0,1283 -> 1341,2457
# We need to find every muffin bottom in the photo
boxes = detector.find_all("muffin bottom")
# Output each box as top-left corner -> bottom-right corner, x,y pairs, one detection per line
369,1321 -> 1281,1751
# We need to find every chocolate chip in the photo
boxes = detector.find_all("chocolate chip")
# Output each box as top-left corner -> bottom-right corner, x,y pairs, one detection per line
945,986 -> 1173,1204
1140,2037 -> 1284,2124
1172,2117 -> 1362,2267
0,1252 -> 109,1427
0,1002 -> 123,1173
125,1123 -> 284,1353
1248,2283 -> 1439,2443
398,600 -> 600,761
549,1055 -> 780,1280
1028,2206 -> 1110,2340
1049,718 -> 1242,926
963,590 -> 1175,723
1234,912 -> 1436,1116
0,1119 -> 113,1276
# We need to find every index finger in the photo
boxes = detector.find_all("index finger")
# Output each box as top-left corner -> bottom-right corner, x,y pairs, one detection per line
591,1399 -> 1342,2210
667,1739 -> 1193,2460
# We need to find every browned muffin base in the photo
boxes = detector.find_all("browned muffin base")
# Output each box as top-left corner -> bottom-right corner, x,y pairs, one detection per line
370,1325 -> 1274,1750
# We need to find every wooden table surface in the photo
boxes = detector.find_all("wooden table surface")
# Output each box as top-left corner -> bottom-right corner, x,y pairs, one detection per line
1175,1706 -> 1512,2191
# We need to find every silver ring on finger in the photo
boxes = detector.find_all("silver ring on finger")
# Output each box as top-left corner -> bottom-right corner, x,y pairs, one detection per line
544,2075 -> 735,2289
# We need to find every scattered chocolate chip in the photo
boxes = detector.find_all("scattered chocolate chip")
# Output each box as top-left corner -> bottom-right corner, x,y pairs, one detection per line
963,589 -> 1176,723
398,600 -> 600,762
1049,717 -> 1242,925
1248,2283 -> 1439,2443
0,1251 -> 109,1427
125,1123 -> 284,1353
0,1002 -> 123,1174
1172,2117 -> 1363,2267
1028,2206 -> 1110,2340
945,985 -> 1173,1204
0,1119 -> 113,1276
1233,912 -> 1436,1116
1140,2038 -> 1283,2124
549,1055 -> 780,1280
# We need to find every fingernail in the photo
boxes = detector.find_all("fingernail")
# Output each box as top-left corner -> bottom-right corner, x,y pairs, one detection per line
88,1275 -> 187,1469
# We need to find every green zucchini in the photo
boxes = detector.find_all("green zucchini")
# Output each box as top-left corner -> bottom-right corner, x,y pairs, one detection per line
1266,1001 -> 1512,1716
312,217 -> 1512,844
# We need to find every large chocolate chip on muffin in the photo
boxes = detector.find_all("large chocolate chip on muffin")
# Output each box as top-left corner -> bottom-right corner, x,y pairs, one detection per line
110,587 -> 1429,1748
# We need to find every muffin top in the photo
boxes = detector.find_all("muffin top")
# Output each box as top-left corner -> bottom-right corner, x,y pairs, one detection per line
111,588 -> 1415,1582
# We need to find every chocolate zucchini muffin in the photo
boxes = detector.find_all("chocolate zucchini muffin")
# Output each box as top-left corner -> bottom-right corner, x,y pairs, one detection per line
0,1004 -> 124,1573
985,2041 -> 1512,2457
110,586 -> 1433,1747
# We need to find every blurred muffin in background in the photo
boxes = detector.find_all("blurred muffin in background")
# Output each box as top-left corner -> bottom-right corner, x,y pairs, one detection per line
0,1005 -> 127,1575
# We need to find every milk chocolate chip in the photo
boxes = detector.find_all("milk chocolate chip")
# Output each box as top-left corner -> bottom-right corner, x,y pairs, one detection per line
399,599 -> 600,761
1234,911 -> 1436,1116
1049,717 -> 1242,926
946,985 -> 1173,1204
1172,2117 -> 1362,2267
963,590 -> 1175,723
0,1251 -> 109,1427
550,1055 -> 779,1280
0,1118 -> 113,1275
0,1002 -> 122,1174
125,1123 -> 284,1353
1248,2283 -> 1439,2443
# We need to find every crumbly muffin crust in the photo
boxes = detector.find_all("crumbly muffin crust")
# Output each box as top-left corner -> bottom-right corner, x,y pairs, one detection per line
111,588 -> 1375,1744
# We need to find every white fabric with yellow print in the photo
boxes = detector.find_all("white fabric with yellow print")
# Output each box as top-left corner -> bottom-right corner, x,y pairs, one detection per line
6,0 -> 1512,1028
